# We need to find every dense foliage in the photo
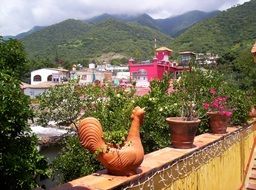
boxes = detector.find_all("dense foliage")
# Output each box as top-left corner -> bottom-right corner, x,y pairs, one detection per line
36,67 -> 254,183
52,136 -> 102,182
0,72 -> 47,189
171,0 -> 256,54
0,37 -> 27,79
37,81 -> 82,127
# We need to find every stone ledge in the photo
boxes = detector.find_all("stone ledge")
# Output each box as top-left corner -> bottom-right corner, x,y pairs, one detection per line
52,127 -> 245,190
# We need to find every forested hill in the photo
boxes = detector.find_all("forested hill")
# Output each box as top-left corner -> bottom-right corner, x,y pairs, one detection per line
155,10 -> 220,37
21,19 -> 172,63
86,10 -> 220,37
171,0 -> 256,54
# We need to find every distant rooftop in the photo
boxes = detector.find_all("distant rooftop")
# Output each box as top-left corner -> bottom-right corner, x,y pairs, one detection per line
179,51 -> 196,55
25,82 -> 66,89
156,47 -> 172,52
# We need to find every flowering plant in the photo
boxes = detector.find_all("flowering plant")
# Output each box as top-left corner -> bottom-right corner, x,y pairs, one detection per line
203,88 -> 233,117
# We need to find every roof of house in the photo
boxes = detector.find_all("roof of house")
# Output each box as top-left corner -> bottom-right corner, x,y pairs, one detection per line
26,82 -> 66,89
20,82 -> 31,89
156,47 -> 173,52
251,42 -> 256,53
32,68 -> 69,73
179,51 -> 196,55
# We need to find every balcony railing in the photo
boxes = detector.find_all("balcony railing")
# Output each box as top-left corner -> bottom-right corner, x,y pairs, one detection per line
53,120 -> 256,190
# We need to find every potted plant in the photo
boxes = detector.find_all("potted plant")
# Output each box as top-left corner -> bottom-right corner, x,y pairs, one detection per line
166,101 -> 201,149
203,88 -> 233,134
249,106 -> 256,118
166,70 -> 203,149
78,106 -> 145,176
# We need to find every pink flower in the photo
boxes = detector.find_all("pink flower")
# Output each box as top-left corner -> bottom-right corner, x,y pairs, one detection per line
212,99 -> 219,108
203,103 -> 210,110
203,88 -> 232,118
223,111 -> 232,117
210,88 -> 216,95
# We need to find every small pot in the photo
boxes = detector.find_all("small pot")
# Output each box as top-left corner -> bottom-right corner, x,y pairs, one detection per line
207,111 -> 230,134
166,117 -> 200,149
249,106 -> 256,118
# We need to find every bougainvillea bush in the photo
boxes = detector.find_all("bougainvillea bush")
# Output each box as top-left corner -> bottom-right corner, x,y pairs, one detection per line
203,88 -> 233,117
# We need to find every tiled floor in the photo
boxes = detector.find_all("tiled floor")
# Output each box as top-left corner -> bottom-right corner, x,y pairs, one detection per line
246,146 -> 256,190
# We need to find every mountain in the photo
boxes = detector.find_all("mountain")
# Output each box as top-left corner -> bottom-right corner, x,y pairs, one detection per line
86,13 -> 159,30
171,0 -> 256,54
21,19 -> 172,62
156,10 -> 220,37
4,9 -> 219,42
85,11 -> 220,37
15,26 -> 46,39
3,26 -> 46,40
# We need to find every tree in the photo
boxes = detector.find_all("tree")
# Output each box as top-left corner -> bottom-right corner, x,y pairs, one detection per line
0,72 -> 47,189
0,37 -> 27,79
37,81 -> 82,128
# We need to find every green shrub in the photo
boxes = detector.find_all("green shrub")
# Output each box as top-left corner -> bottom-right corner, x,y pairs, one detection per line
52,136 -> 102,183
37,81 -> 82,127
51,70 -> 252,182
0,72 -> 47,189
0,37 -> 27,80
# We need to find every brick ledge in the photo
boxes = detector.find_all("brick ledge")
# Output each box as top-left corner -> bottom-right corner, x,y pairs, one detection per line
52,127 -> 244,190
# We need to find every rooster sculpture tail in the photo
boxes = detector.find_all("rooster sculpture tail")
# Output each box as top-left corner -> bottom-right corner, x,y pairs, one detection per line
78,117 -> 106,153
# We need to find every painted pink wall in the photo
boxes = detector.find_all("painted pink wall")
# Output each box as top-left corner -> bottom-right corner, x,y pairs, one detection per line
129,62 -> 173,81
156,50 -> 171,61
128,48 -> 185,81
129,63 -> 157,81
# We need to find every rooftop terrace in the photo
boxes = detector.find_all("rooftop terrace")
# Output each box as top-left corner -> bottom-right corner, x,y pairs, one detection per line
53,120 -> 256,190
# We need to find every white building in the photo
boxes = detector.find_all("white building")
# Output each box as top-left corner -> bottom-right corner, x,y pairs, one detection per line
31,68 -> 69,85
22,82 -> 62,98
97,64 -> 129,72
196,53 -> 219,65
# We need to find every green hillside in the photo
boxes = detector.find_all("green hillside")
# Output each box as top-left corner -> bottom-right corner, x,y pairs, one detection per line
22,19 -> 92,61
156,10 -> 220,37
22,19 -> 172,63
171,0 -> 256,54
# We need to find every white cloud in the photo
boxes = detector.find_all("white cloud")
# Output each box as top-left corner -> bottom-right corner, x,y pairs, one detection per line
0,0 -> 250,36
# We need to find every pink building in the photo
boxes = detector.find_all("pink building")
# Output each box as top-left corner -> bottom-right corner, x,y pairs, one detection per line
129,47 -> 188,86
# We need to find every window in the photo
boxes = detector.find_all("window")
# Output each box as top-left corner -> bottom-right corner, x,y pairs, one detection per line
53,78 -> 59,82
81,75 -> 87,80
47,75 -> 52,81
33,75 -> 41,81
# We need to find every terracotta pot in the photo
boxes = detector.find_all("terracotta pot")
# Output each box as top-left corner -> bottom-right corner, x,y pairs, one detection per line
78,106 -> 145,176
166,117 -> 200,149
249,106 -> 256,118
207,111 -> 230,134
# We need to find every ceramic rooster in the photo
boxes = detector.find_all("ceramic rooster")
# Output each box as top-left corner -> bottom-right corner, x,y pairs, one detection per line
78,106 -> 145,176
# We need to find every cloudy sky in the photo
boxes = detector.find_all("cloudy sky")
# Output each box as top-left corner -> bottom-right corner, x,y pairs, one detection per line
0,0 -> 250,36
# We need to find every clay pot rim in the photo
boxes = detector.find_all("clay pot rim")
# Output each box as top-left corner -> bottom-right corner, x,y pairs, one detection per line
207,111 -> 220,114
166,117 -> 201,124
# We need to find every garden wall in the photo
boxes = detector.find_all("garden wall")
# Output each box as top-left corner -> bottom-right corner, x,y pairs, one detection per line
53,121 -> 256,190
